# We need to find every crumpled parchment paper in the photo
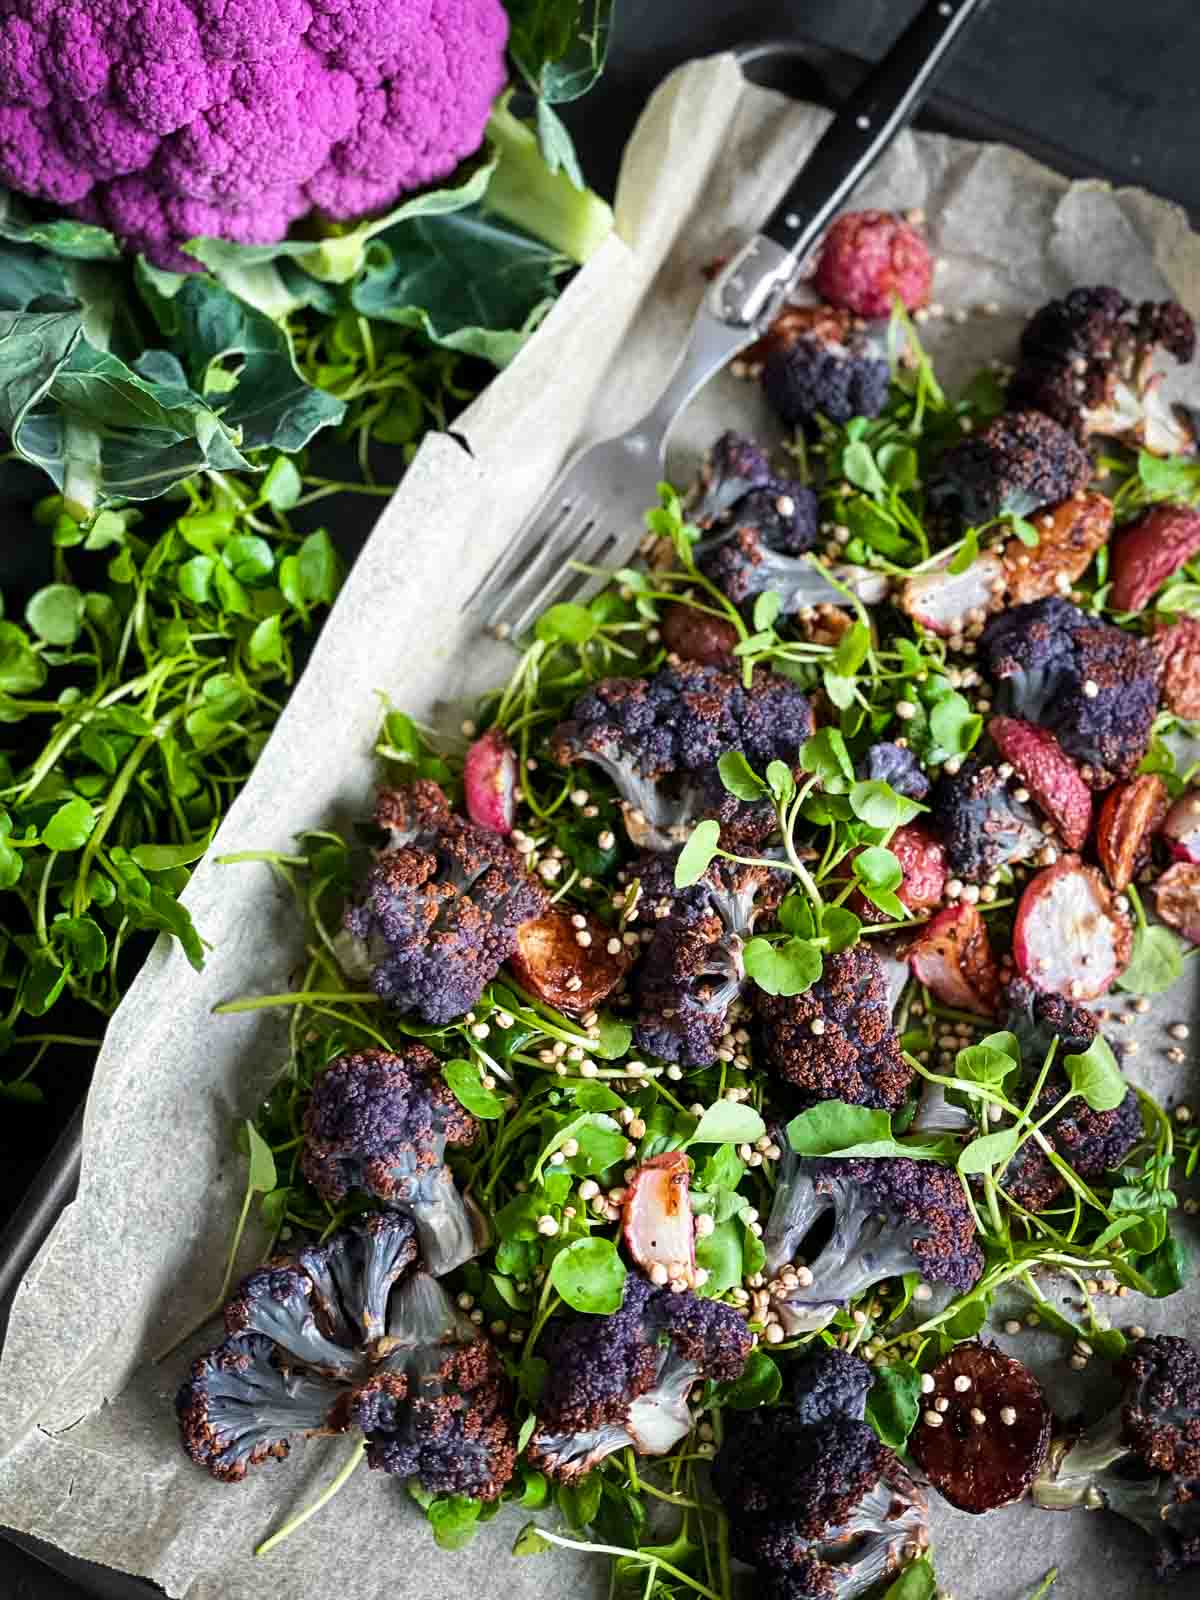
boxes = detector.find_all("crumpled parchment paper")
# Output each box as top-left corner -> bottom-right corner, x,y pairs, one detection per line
0,51 -> 1198,1600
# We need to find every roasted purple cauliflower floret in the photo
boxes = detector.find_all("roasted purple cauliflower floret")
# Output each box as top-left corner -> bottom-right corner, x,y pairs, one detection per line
929,754 -> 1044,882
979,598 -> 1160,785
696,493 -> 832,607
630,850 -> 786,1066
1034,1336 -> 1200,1580
790,1346 -> 875,1426
343,780 -> 548,1025
301,1046 -> 481,1277
348,1272 -> 515,1500
178,1225 -> 516,1500
549,663 -> 813,852
224,1213 -> 418,1376
997,980 -> 1139,1212
526,1273 -> 751,1481
762,1153 -> 984,1335
688,430 -> 773,528
1008,287 -> 1197,456
177,1330 -> 346,1483
937,409 -> 1091,524
1000,1067 -> 1142,1213
761,305 -> 890,428
687,430 -> 882,615
753,945 -> 913,1112
1003,976 -> 1099,1061
858,741 -> 930,800
713,1351 -> 928,1599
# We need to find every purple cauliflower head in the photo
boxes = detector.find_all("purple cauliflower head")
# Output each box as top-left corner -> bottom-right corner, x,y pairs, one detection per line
0,0 -> 509,269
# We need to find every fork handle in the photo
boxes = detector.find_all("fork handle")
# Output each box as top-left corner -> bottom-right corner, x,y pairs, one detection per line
765,0 -> 987,256
711,0 -> 989,327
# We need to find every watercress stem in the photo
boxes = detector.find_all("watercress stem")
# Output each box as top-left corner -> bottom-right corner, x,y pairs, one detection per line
255,1438 -> 367,1557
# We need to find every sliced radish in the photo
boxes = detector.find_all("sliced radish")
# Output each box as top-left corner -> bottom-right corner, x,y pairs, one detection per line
987,716 -> 1092,851
900,552 -> 1004,637
1155,862 -> 1200,945
622,1151 -> 696,1287
464,728 -> 517,835
1096,774 -> 1168,892
1109,504 -> 1200,612
907,903 -> 1001,1016
1012,856 -> 1132,999
910,1343 -> 1051,1514
509,907 -> 630,1015
1162,789 -> 1200,864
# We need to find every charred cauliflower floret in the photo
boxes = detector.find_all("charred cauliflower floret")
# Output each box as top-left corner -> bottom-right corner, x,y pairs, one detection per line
549,664 -> 813,852
1008,286 -> 1197,456
344,781 -> 548,1025
937,409 -> 1091,524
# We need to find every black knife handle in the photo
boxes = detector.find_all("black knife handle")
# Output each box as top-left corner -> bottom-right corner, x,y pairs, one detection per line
762,0 -> 990,259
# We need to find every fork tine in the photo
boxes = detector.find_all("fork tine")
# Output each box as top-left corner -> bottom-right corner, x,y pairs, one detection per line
502,514 -> 605,638
462,476 -> 577,614
531,516 -> 627,616
494,503 -> 599,636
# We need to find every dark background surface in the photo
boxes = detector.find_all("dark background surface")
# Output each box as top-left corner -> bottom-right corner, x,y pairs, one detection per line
4,0 -> 1199,1593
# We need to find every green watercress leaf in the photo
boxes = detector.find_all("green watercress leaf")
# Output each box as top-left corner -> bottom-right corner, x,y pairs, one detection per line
753,589 -> 783,632
850,782 -> 922,830
535,602 -> 595,644
512,1523 -> 550,1557
41,796 -> 95,851
244,1119 -> 277,1192
743,935 -> 822,997
689,1100 -> 766,1145
957,1128 -> 1021,1175
881,1555 -> 937,1600
427,1494 -> 481,1552
866,1363 -> 922,1449
1064,1035 -> 1127,1113
717,750 -> 765,801
25,584 -> 85,645
549,1236 -> 626,1314
443,1058 -> 506,1119
720,1348 -> 782,1410
1116,924 -> 1184,995
674,819 -> 720,887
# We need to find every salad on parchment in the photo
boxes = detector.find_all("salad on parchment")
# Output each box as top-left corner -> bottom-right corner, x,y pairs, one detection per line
176,211 -> 1200,1600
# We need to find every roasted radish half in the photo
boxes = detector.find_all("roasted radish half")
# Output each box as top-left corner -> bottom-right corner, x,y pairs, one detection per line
1163,789 -> 1200,864
1012,856 -> 1131,999
509,907 -> 631,1014
463,728 -> 517,835
987,716 -> 1091,851
622,1151 -> 696,1288
910,1342 -> 1052,1514
907,903 -> 1000,1016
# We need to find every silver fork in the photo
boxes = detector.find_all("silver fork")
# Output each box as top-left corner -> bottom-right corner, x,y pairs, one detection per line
466,0 -> 990,639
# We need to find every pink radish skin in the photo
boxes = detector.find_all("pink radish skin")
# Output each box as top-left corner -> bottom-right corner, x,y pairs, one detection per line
1012,856 -> 1132,1000
622,1151 -> 696,1287
464,728 -> 517,835
907,903 -> 1000,1016
1162,790 -> 1200,864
